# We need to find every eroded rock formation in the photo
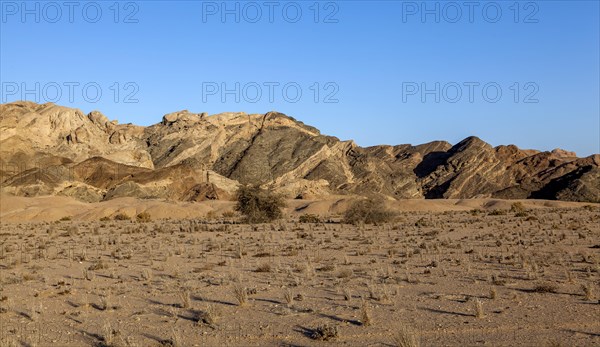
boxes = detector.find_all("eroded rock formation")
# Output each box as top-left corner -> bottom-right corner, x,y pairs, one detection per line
1,101 -> 598,202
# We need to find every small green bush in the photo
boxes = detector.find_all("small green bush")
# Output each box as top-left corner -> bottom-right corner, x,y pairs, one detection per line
235,185 -> 286,224
343,198 -> 395,225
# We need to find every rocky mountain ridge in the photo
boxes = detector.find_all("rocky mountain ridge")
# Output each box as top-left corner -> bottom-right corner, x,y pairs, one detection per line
1,101 -> 598,203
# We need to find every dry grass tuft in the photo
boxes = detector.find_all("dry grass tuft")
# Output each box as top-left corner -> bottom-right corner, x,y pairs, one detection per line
361,299 -> 372,326
392,325 -> 420,347
178,290 -> 191,309
581,283 -> 594,301
283,288 -> 294,307
342,288 -> 352,301
198,304 -> 220,326
474,298 -> 484,318
232,282 -> 248,306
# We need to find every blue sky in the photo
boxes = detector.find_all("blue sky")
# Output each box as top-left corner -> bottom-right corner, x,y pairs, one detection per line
1,1 -> 599,156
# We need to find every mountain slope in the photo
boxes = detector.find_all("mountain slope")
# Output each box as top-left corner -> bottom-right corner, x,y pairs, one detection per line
1,101 -> 598,202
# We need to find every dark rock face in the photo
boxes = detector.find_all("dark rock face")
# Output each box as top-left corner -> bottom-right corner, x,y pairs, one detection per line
1,101 -> 598,202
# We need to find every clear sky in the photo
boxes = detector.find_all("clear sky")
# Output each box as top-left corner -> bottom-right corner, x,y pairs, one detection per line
1,1 -> 599,156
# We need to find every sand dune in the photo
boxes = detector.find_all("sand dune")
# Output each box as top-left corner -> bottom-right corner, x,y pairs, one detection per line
1,194 -> 594,223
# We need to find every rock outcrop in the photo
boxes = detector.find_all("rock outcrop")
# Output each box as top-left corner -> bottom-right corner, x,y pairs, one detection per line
1,101 -> 598,202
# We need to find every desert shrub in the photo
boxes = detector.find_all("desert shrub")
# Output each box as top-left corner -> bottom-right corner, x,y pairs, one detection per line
582,205 -> 596,212
299,214 -> 321,223
487,209 -> 507,216
59,216 -> 72,221
113,213 -> 131,221
510,202 -> 526,213
235,185 -> 285,224
343,198 -> 395,225
310,324 -> 339,341
533,282 -> 558,293
88,261 -> 108,271
491,274 -> 506,286
136,212 -> 151,222
414,217 -> 430,227
221,211 -> 236,218
511,202 -> 528,217
65,225 -> 79,237
254,262 -> 272,272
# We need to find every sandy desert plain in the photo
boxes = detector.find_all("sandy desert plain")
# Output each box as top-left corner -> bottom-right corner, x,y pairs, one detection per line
0,195 -> 599,347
